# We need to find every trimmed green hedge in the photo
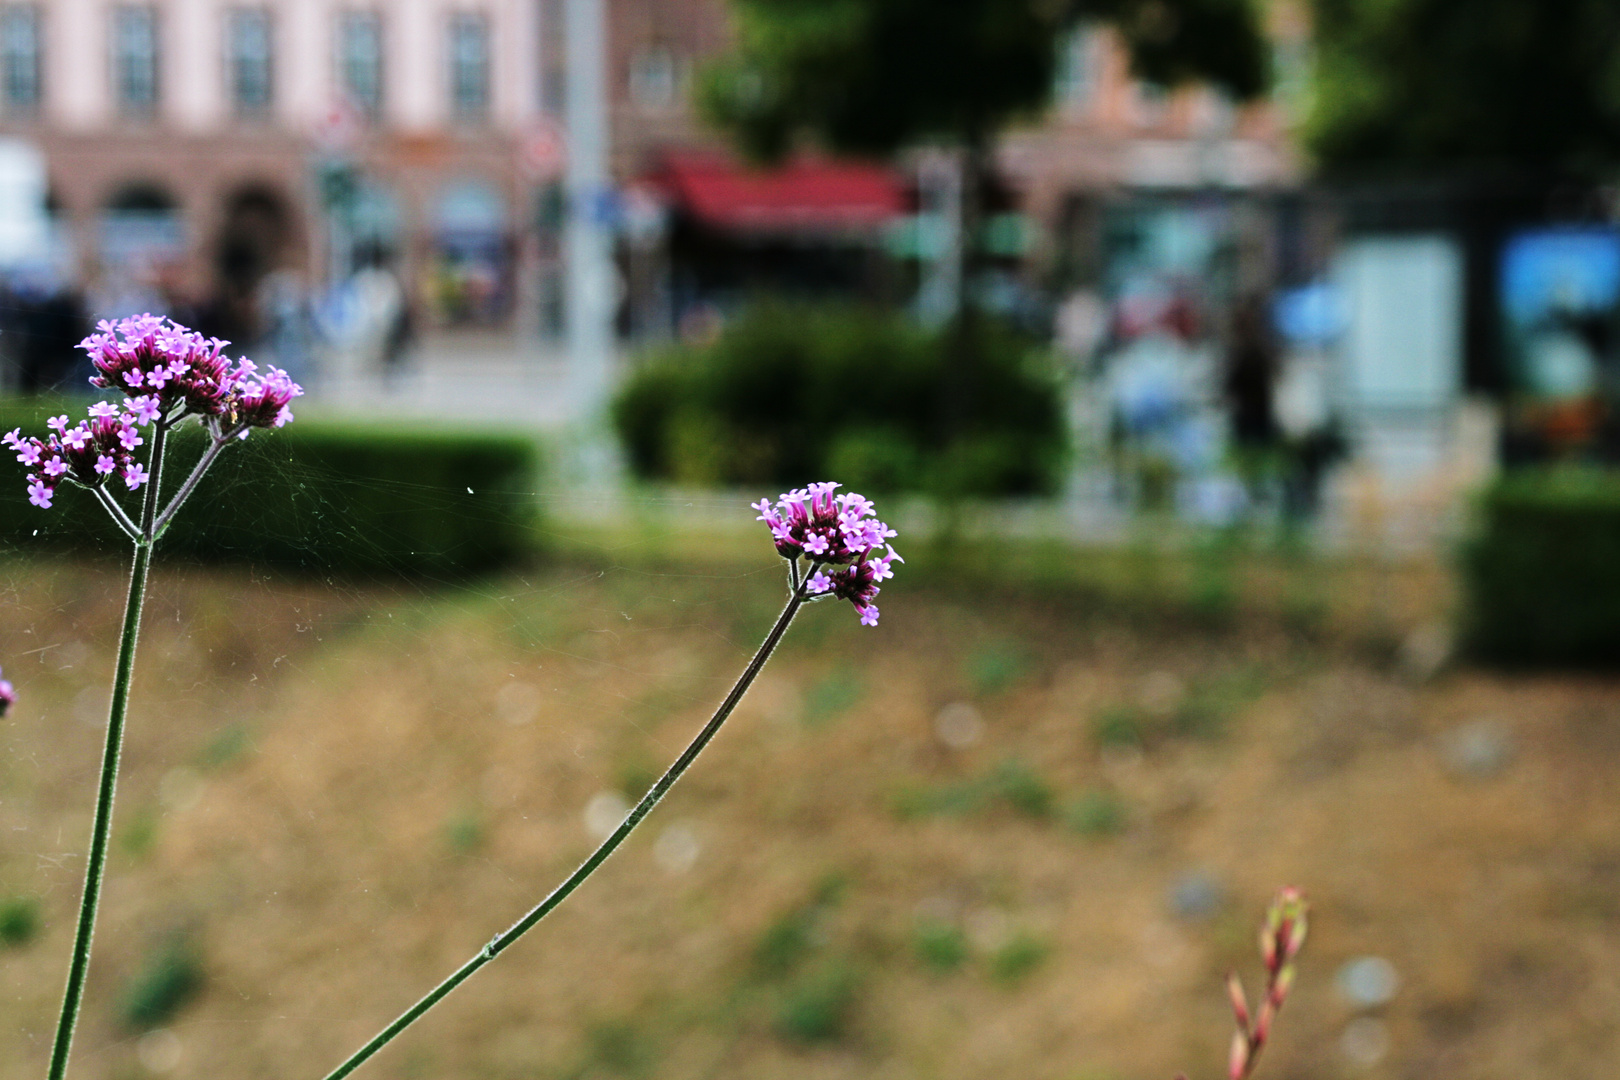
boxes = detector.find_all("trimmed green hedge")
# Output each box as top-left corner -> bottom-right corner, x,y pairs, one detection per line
0,400 -> 540,577
613,302 -> 1068,497
1461,468 -> 1620,667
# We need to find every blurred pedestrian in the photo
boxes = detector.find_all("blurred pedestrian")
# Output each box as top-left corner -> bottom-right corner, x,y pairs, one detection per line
1223,293 -> 1279,502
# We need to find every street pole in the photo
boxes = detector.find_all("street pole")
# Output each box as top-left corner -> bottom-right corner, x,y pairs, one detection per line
565,0 -> 614,425
916,150 -> 962,328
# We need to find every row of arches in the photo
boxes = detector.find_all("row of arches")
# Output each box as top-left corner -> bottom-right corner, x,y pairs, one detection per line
66,175 -> 515,324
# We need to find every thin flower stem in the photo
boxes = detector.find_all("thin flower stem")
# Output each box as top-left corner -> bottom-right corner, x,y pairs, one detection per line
153,435 -> 229,539
46,422 -> 168,1080
92,488 -> 140,543
319,573 -> 816,1080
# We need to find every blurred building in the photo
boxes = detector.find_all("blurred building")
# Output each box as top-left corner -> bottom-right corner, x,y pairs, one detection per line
0,1 -> 1302,338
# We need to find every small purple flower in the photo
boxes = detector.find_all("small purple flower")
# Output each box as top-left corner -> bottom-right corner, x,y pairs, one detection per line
755,482 -> 899,626
42,456 -> 68,478
27,479 -> 53,507
46,414 -> 69,433
126,395 -> 161,426
88,401 -> 119,420
117,426 -> 143,452
94,454 -> 117,476
0,666 -> 13,718
15,441 -> 41,466
122,463 -> 149,490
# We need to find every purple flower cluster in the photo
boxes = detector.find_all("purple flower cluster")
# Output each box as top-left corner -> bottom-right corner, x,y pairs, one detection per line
753,482 -> 900,626
4,314 -> 302,510
0,666 -> 12,718
5,408 -> 151,507
80,314 -> 302,436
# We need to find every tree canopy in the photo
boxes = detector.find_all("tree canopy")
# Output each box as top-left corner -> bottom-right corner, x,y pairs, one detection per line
1306,0 -> 1620,176
699,0 -> 1270,160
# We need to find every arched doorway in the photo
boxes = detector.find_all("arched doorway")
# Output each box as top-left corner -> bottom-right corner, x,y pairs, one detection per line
96,180 -> 184,319
217,184 -> 293,296
211,183 -> 295,344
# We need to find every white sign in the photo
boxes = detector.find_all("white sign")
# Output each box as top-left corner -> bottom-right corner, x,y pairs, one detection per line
0,138 -> 49,267
1334,234 -> 1464,411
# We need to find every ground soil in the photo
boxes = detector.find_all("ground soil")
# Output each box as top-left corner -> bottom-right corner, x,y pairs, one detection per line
0,542 -> 1616,1080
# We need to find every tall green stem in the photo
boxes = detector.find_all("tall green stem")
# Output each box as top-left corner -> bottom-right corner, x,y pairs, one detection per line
320,574 -> 815,1080
47,422 -> 168,1080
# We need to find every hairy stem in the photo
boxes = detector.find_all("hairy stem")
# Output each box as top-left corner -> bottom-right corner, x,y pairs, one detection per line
46,422 -> 167,1080
92,487 -> 140,542
153,435 -> 228,539
319,575 -> 813,1080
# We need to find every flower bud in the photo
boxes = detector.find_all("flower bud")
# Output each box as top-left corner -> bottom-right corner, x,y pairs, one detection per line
1227,971 -> 1251,1031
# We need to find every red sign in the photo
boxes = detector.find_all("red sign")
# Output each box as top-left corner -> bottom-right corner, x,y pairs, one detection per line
313,98 -> 362,154
519,120 -> 568,181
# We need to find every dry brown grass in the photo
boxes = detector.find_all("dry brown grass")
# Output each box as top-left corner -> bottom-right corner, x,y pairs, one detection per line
0,542 -> 1617,1080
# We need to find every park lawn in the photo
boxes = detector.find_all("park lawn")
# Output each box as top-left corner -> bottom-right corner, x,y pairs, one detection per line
0,538 -> 1614,1080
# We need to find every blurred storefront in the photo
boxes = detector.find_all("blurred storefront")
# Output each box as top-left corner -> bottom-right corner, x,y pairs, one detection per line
647,151 -> 909,334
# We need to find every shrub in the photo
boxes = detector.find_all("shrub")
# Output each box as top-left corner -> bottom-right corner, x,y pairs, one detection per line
0,400 -> 540,578
612,301 -> 1067,497
1461,468 -> 1620,667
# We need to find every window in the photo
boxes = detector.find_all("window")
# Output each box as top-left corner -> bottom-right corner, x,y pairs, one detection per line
448,12 -> 489,123
227,8 -> 273,117
112,5 -> 159,116
0,5 -> 40,116
338,11 -> 383,121
629,46 -> 678,109
1053,25 -> 1100,110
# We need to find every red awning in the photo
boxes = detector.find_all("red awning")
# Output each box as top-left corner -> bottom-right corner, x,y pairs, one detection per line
653,151 -> 907,234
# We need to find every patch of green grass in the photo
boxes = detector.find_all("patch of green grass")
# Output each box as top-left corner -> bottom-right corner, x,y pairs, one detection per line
892,760 -> 1055,821
198,723 -> 252,769
911,918 -> 968,974
585,1019 -> 652,1078
444,807 -> 485,853
0,896 -> 39,947
615,757 -> 659,801
1282,590 -> 1329,639
119,807 -> 159,860
801,672 -> 863,728
774,961 -> 860,1044
1092,705 -> 1147,749
989,932 -> 1049,986
968,643 -> 1026,696
752,875 -> 846,980
1171,666 -> 1270,740
992,761 -> 1054,817
1066,790 -> 1127,837
754,905 -> 820,978
121,939 -> 204,1030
